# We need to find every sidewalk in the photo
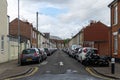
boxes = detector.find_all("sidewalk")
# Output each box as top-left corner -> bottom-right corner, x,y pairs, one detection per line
0,60 -> 32,80
92,63 -> 120,79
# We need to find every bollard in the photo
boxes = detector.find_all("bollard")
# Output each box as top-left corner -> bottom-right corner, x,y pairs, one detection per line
111,58 -> 115,74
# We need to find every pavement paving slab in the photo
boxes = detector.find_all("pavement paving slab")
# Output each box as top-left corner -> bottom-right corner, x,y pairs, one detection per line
0,60 -> 32,80
92,63 -> 120,79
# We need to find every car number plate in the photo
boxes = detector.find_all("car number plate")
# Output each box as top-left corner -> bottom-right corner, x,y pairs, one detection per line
26,58 -> 32,61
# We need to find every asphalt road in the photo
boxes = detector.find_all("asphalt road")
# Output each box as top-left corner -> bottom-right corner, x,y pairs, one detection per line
16,50 -> 103,80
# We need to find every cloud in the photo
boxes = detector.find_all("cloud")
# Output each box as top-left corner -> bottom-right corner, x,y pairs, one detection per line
22,0 -> 70,5
7,0 -> 113,39
58,0 -> 112,25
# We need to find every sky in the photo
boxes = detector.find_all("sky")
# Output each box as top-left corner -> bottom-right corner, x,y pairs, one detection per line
7,0 -> 113,39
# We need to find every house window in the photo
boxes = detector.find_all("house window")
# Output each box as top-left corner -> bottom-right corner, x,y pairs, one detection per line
114,35 -> 118,54
113,5 -> 118,25
1,35 -> 4,51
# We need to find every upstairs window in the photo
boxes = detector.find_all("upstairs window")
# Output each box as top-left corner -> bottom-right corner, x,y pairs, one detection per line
113,4 -> 118,25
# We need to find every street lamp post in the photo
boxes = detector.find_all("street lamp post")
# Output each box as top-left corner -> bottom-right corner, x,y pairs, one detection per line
18,0 -> 20,64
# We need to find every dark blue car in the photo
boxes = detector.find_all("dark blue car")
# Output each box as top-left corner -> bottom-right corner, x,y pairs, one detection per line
20,48 -> 42,65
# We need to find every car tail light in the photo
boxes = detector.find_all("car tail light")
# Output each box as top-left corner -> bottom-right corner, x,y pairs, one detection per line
34,53 -> 38,57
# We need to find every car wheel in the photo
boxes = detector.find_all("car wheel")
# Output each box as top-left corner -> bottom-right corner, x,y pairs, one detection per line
45,57 -> 47,60
20,61 -> 24,66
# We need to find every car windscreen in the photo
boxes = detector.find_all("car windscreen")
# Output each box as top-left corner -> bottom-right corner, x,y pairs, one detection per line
22,49 -> 36,54
85,49 -> 96,57
44,48 -> 48,51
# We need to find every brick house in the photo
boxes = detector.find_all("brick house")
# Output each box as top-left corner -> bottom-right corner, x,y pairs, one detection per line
9,18 -> 37,48
83,21 -> 110,56
108,0 -> 120,60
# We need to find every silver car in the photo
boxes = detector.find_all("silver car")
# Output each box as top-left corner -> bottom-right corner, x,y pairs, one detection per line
77,47 -> 98,63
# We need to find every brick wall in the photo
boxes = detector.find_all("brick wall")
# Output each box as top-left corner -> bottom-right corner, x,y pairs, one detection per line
83,21 -> 110,56
9,18 -> 32,40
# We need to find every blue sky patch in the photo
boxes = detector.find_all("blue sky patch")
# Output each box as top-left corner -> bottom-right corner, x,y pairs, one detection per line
40,7 -> 68,17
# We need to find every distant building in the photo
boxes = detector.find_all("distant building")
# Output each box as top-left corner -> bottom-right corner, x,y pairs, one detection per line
50,36 -> 64,49
68,29 -> 84,47
38,32 -> 50,48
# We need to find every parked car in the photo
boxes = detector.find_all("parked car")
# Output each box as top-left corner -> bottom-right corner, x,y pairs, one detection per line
82,50 -> 109,67
48,48 -> 57,54
74,47 -> 83,59
44,48 -> 51,56
76,47 -> 98,63
38,48 -> 47,61
68,45 -> 81,57
20,48 -> 42,65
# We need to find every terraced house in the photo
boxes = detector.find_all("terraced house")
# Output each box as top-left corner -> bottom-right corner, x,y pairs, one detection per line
68,21 -> 110,57
109,0 -> 120,61
0,0 -> 9,63
9,18 -> 35,49
83,21 -> 110,56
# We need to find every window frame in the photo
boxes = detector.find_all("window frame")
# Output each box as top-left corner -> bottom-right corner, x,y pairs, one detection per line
113,32 -> 118,55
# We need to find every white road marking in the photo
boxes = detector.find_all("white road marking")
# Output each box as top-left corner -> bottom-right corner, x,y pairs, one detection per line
46,70 -> 51,73
67,69 -> 72,72
66,69 -> 72,74
59,62 -> 64,66
39,61 -> 48,66
72,70 -> 78,73
66,69 -> 78,74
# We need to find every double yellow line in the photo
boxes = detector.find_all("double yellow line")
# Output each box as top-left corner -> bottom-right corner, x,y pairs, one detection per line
86,67 -> 114,80
4,67 -> 39,80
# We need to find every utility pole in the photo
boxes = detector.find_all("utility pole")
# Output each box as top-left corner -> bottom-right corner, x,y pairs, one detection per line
36,12 -> 38,48
36,12 -> 38,31
18,0 -> 20,64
